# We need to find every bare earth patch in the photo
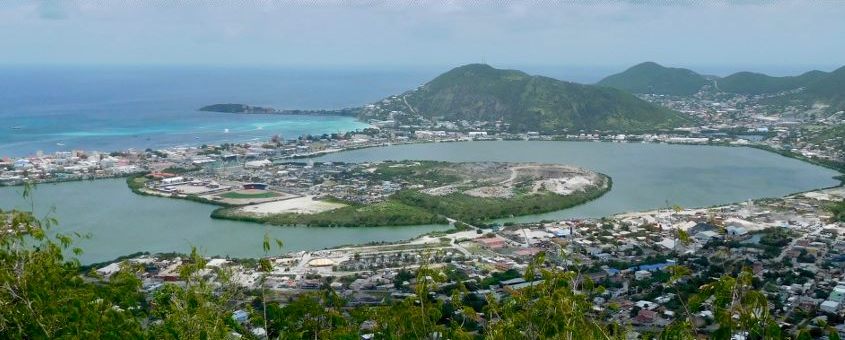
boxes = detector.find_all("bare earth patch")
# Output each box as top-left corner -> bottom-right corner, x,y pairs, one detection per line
237,195 -> 346,216
416,163 -> 604,199
536,174 -> 602,195
464,186 -> 514,198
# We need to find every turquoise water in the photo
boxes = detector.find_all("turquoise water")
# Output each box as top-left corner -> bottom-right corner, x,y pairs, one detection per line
1,66 -> 840,264
3,111 -> 369,156
0,65 -> 437,157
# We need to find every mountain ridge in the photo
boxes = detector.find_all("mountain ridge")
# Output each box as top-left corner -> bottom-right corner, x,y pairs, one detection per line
598,62 -> 844,111
717,70 -> 829,94
596,62 -> 708,96
365,63 -> 693,132
599,61 -> 840,96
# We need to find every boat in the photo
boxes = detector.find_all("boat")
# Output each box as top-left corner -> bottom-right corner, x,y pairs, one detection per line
11,126 -> 23,130
56,142 -> 65,146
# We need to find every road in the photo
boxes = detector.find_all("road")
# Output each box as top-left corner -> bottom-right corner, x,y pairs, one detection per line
402,95 -> 418,115
774,224 -> 824,262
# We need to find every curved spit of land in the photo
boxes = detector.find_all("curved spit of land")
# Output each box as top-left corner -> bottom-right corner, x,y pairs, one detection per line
205,161 -> 611,227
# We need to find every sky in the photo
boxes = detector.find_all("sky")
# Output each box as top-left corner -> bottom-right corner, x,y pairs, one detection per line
1,1 -> 843,74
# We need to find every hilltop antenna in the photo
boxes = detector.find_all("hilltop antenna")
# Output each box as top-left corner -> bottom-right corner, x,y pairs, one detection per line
481,56 -> 486,65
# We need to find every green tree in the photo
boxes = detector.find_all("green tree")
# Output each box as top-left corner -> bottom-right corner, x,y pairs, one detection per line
147,247 -> 239,339
0,184 -> 144,338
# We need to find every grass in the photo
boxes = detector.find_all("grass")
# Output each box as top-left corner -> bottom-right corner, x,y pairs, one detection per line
126,175 -> 149,195
369,160 -> 461,185
220,191 -> 279,199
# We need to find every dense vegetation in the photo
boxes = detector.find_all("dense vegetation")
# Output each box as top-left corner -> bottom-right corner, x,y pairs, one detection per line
126,174 -> 148,194
718,70 -> 828,94
600,62 -> 845,112
830,200 -> 845,222
212,199 -> 449,227
392,176 -> 611,224
596,61 -> 709,96
399,64 -> 692,132
803,65 -> 845,111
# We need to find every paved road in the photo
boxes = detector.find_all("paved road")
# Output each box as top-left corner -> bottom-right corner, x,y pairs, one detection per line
774,224 -> 823,262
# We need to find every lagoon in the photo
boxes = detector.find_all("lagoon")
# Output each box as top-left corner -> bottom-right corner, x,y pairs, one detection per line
317,141 -> 841,222
0,179 -> 450,264
0,141 -> 839,264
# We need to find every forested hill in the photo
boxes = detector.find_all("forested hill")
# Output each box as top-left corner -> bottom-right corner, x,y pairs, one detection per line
803,65 -> 845,111
717,70 -> 829,95
598,62 -> 843,107
596,61 -> 708,96
390,64 -> 692,132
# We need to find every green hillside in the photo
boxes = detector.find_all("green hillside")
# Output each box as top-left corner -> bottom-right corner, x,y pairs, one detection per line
400,64 -> 692,132
596,61 -> 708,96
718,70 -> 828,94
804,66 -> 845,111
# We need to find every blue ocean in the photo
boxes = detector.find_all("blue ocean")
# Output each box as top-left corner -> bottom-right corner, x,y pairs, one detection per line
3,64 -> 812,158
0,65 -> 443,157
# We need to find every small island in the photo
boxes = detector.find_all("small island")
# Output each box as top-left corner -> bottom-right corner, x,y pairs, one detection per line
130,160 -> 611,227
199,103 -> 359,116
199,103 -> 276,114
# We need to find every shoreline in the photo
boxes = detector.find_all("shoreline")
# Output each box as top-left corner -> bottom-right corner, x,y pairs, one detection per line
84,180 -> 845,268
7,138 -> 842,216
4,137 -> 842,264
5,130 -> 843,187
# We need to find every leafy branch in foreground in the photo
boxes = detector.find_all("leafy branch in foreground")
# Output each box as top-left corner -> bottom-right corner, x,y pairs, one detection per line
0,183 -> 795,339
0,183 -> 144,338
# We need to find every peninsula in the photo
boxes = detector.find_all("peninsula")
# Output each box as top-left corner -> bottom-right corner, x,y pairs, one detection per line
130,160 -> 611,227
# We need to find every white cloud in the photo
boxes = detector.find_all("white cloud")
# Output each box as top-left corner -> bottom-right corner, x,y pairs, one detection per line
0,0 -> 841,68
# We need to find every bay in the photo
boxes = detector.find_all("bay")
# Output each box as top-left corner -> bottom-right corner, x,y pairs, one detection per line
0,178 -> 450,264
316,141 -> 841,222
1,141 -> 839,263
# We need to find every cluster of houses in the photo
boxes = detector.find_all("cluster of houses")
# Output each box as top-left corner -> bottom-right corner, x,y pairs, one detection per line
90,183 -> 845,337
0,150 -> 142,185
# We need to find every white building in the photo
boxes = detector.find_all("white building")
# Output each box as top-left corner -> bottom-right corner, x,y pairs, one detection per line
821,300 -> 839,314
